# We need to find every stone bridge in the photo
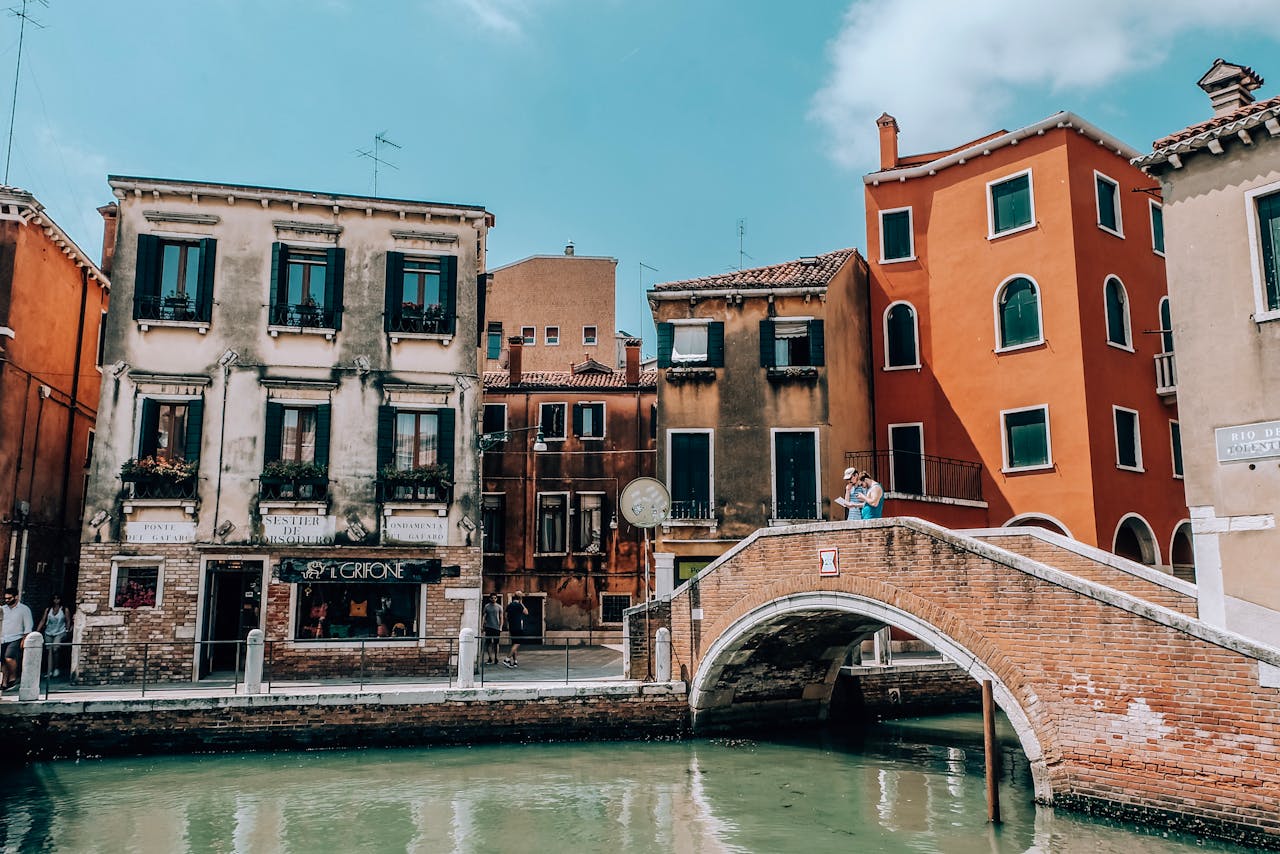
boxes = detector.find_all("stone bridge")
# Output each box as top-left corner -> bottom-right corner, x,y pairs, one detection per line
625,518 -> 1280,848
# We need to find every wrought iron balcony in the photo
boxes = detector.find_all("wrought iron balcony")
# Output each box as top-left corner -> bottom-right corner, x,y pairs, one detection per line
259,476 -> 329,502
845,450 -> 983,504
121,473 -> 199,500
270,303 -> 341,329
376,480 -> 452,504
1155,352 -> 1177,398
773,499 -> 821,521
669,499 -> 713,521
136,294 -> 205,323
388,304 -> 451,335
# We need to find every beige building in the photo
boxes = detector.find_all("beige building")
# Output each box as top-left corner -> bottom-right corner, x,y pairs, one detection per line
77,176 -> 492,682
1135,59 -> 1280,647
483,245 -> 616,374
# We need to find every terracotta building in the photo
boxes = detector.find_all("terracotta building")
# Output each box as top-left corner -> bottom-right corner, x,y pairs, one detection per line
481,336 -> 656,636
0,187 -> 109,612
482,245 -> 617,374
864,112 -> 1188,572
1134,59 -> 1280,645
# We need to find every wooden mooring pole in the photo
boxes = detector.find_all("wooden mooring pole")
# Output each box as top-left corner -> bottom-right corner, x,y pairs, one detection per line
982,679 -> 1001,824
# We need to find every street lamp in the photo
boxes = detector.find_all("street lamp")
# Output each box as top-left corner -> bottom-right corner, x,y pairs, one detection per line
477,425 -> 547,453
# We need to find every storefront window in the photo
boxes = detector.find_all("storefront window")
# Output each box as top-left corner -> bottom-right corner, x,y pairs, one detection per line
295,583 -> 419,640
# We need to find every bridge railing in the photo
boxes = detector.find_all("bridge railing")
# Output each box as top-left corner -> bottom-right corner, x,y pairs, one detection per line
845,450 -> 983,503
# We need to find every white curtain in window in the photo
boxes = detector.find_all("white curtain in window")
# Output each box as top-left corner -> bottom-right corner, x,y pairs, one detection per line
671,325 -> 709,362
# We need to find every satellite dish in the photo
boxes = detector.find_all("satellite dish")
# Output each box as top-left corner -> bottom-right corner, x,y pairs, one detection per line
619,477 -> 671,529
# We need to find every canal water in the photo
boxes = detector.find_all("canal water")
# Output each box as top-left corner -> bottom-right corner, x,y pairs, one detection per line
0,712 -> 1257,853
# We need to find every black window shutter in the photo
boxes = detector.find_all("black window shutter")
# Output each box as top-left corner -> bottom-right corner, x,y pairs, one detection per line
441,255 -> 458,335
138,398 -> 160,457
376,405 -> 396,473
384,251 -> 404,332
759,320 -> 776,367
476,272 -> 489,343
572,403 -> 584,436
436,408 -> 455,474
263,402 -> 284,464
706,322 -> 725,367
270,243 -> 284,318
197,238 -> 217,323
656,323 -> 674,368
314,405 -> 331,469
184,398 -> 204,465
325,247 -> 345,330
133,234 -> 159,319
808,320 -> 825,366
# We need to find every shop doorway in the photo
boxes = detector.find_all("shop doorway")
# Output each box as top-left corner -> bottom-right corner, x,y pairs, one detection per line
201,559 -> 264,676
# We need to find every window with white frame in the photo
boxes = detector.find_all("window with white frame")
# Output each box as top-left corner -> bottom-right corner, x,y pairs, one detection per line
1150,200 -> 1165,256
521,326 -> 536,345
672,322 -> 709,363
535,492 -> 568,554
1249,185 -> 1280,315
1170,421 -> 1183,479
574,493 -> 605,553
1095,171 -> 1123,237
1002,405 -> 1051,471
539,402 -> 567,440
888,423 -> 925,496
884,302 -> 919,369
988,170 -> 1034,237
545,326 -> 560,346
112,559 -> 163,609
600,594 -> 630,624
583,325 -> 598,346
482,494 -> 505,553
772,429 -> 819,520
1104,276 -> 1132,349
1158,297 -> 1174,354
880,207 -> 914,262
482,403 -> 507,436
573,402 -> 605,439
669,430 -> 712,520
486,322 -> 503,359
995,276 -> 1042,350
1113,406 -> 1143,471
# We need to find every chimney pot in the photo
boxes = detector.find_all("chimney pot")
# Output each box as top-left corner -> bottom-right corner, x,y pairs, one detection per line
624,337 -> 640,386
506,335 -> 524,386
1197,58 -> 1265,118
876,113 -> 900,171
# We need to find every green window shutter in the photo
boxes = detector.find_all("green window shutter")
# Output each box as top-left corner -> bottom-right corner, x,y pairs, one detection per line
441,255 -> 458,335
671,433 -> 710,505
486,324 -> 502,360
196,238 -> 217,323
1171,422 -> 1183,476
436,408 -> 455,474
1006,409 -> 1048,468
138,398 -> 160,458
1000,278 -> 1040,347
887,304 -> 917,367
263,402 -> 284,464
759,320 -> 776,367
184,398 -> 204,465
1259,193 -> 1280,311
656,323 -> 674,368
808,320 -> 825,366
882,210 -> 912,259
1151,205 -> 1165,254
1116,410 -> 1138,468
1096,177 -> 1118,231
314,405 -> 331,469
325,247 -> 345,330
706,322 -> 725,367
992,174 -> 1031,232
269,243 -> 284,317
1160,299 -> 1173,354
384,251 -> 404,332
133,234 -> 159,319
572,403 -> 584,436
376,406 -> 395,472
1105,278 -> 1128,345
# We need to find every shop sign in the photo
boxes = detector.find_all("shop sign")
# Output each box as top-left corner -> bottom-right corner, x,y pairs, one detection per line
383,516 -> 448,545
819,547 -> 839,577
262,514 -> 336,545
276,556 -> 460,584
125,520 -> 197,544
1215,420 -> 1280,463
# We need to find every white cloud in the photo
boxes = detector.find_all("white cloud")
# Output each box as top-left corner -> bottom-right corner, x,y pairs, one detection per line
812,0 -> 1280,169
451,0 -> 538,37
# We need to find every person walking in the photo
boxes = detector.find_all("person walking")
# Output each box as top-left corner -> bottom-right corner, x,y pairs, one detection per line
2,587 -> 33,690
482,594 -> 503,664
503,592 -> 528,668
36,594 -> 71,678
859,472 -> 885,519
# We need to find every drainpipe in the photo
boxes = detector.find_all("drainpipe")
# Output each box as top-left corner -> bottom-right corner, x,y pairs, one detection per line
18,385 -> 49,593
59,267 -> 89,536
6,372 -> 31,585
210,361 -> 232,537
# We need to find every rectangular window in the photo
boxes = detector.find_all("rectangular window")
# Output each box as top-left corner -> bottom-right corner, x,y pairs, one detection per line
95,310 -> 107,367
482,403 -> 507,436
880,207 -> 914,262
763,319 -> 824,368
272,244 -> 344,330
1002,406 -> 1051,471
385,253 -> 455,335
294,583 -> 419,640
540,403 -> 567,440
669,430 -> 712,520
394,411 -> 439,470
113,563 -> 160,609
574,402 -> 605,439
1114,406 -> 1142,471
989,171 -> 1034,237
600,594 -> 630,624
672,324 -> 709,363
1257,189 -> 1280,313
1171,421 -> 1183,479
280,407 -> 318,463
888,423 -> 925,496
545,326 -> 560,346
133,235 -> 215,323
772,430 -> 819,520
153,402 -> 189,462
1095,172 -> 1123,236
574,493 -> 605,553
521,326 -> 536,345
536,492 -> 568,554
486,322 -> 503,359
1150,201 -> 1165,255
482,494 -> 505,554
583,325 -> 598,346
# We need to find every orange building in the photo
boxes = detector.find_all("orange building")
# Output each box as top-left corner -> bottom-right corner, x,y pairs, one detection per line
0,189 -> 110,607
862,112 -> 1189,573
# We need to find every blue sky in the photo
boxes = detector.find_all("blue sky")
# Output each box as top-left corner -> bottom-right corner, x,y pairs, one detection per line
7,1 -> 1280,352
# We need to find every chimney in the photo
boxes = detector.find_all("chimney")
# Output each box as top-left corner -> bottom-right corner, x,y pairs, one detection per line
1198,58 -> 1264,118
877,113 -> 899,171
564,241 -> 575,256
97,202 -> 119,276
506,335 -> 523,386
624,337 -> 640,386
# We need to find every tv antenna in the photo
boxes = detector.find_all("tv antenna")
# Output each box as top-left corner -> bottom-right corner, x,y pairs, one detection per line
736,218 -> 753,270
356,131 -> 401,196
5,0 -> 46,185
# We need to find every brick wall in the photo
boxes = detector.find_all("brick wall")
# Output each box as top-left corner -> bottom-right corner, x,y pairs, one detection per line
830,663 -> 981,721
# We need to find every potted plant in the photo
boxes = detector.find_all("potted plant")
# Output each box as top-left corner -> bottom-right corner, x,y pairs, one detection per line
379,463 -> 452,501
261,460 -> 328,499
120,456 -> 196,499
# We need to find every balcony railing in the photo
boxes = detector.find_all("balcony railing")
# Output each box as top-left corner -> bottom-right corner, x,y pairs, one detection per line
121,473 -> 199,500
1155,352 -> 1177,397
259,476 -> 330,502
376,481 -> 451,504
137,294 -> 205,323
774,499 -> 821,521
270,303 -> 341,329
845,450 -> 983,504
388,304 -> 451,335
669,499 -> 713,521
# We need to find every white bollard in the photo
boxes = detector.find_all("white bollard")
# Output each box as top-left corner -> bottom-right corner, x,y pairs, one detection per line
19,631 -> 42,701
244,629 -> 264,694
655,627 -> 671,682
457,627 -> 477,688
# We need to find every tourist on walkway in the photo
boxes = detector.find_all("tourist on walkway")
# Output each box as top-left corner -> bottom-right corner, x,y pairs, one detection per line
834,467 -> 858,519
37,594 -> 71,678
482,594 -> 503,664
2,587 -> 33,690
859,472 -> 884,519
503,592 -> 528,668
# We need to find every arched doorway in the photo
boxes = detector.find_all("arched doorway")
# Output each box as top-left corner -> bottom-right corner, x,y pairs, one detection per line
1113,514 -> 1159,566
1003,513 -> 1072,538
1170,521 -> 1195,583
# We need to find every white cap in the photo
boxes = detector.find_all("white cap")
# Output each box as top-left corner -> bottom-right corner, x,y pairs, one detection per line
843,467 -> 857,480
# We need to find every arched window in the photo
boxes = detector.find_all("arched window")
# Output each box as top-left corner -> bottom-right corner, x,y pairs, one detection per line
884,302 -> 919,369
995,276 -> 1042,349
1113,513 -> 1159,566
1159,296 -> 1173,354
1104,277 -> 1131,348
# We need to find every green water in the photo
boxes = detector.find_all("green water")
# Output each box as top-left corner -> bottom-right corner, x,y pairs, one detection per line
0,713 -> 1258,853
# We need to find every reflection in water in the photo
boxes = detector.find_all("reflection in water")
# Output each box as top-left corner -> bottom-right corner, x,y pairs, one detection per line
0,713 -> 1258,854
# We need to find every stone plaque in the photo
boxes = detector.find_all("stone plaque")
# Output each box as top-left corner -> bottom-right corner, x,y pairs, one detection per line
1215,420 -> 1280,463
262,514 -> 336,545
125,520 -> 197,544
819,547 -> 840,577
384,515 -> 448,545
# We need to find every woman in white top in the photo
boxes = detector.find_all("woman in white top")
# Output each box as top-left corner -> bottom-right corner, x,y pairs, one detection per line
37,594 -> 71,677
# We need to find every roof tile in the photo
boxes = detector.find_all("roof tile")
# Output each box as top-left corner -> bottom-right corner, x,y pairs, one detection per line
483,370 -> 657,390
650,248 -> 858,292
1152,93 -> 1280,149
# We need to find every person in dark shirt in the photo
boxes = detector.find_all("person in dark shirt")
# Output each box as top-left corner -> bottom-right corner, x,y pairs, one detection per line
503,592 -> 528,668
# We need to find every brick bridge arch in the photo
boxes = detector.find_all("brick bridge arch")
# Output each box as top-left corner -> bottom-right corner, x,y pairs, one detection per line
627,518 -> 1280,847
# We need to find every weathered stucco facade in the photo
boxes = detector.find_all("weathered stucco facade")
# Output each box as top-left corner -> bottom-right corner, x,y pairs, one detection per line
76,176 -> 491,681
